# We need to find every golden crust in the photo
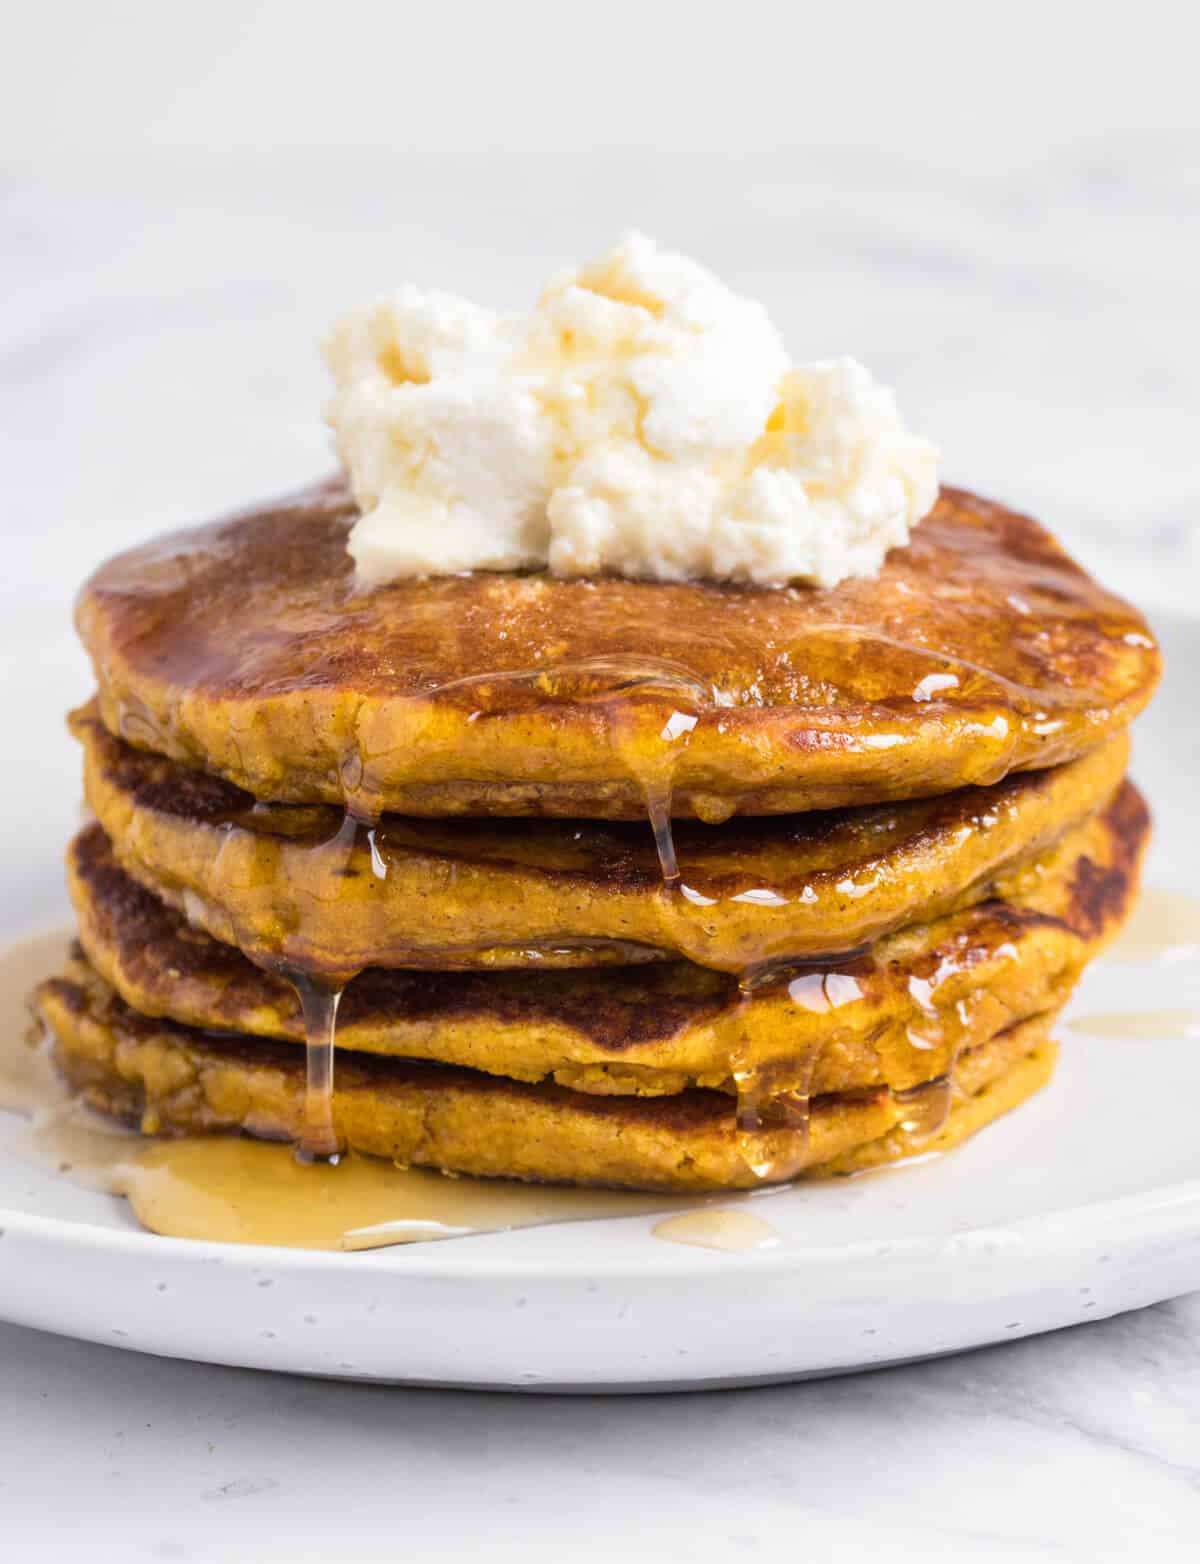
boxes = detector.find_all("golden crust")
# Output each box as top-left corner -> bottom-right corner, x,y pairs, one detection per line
66,782 -> 1146,1096
76,481 -> 1160,820
35,955 -> 1059,1191
74,706 -> 1130,976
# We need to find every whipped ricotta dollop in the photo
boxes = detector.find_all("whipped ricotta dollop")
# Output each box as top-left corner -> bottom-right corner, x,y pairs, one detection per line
324,234 -> 939,588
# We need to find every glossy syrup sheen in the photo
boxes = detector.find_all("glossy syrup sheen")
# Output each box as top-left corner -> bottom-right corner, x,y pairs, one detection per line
74,705 -> 1136,1179
650,1208 -> 782,1252
218,764 -> 1131,1176
271,856 -> 965,1172
81,482 -> 1155,720
113,1142 -> 700,1252
9,926 -> 1064,1239
77,705 -> 1131,984
5,929 -> 713,1247
79,484 -> 1161,843
229,779 -> 1151,1183
15,848 -> 1185,1241
71,483 -> 1161,1187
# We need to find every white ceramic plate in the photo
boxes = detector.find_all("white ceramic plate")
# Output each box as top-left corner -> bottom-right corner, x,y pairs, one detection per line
0,620 -> 1196,1392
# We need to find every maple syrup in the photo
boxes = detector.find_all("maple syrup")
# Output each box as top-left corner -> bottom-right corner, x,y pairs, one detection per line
651,1208 -> 782,1252
4,928 -> 708,1248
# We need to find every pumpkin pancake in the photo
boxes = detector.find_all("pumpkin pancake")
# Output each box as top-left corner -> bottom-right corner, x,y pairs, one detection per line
66,781 -> 1147,1097
33,955 -> 1059,1191
74,706 -> 1129,976
76,480 -> 1159,822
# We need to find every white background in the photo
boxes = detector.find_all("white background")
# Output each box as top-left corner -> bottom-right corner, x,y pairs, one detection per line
3,3 -> 1199,1559
5,0 -> 1199,635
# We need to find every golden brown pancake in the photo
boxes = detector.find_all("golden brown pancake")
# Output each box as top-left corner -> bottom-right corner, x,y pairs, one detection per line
76,480 -> 1159,822
75,705 -> 1129,975
34,954 -> 1059,1191
66,781 -> 1147,1097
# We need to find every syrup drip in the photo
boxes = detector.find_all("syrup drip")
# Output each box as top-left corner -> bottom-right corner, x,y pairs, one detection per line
263,809 -> 367,1165
268,658 -> 714,1150
892,1075 -> 953,1138
731,1061 -> 818,1180
646,791 -> 681,886
719,957 -> 870,1181
553,660 -> 706,886
286,973 -> 346,1162
3,929 -> 709,1248
336,658 -> 722,1166
893,974 -> 956,1141
7,929 -> 986,1240
896,933 -> 1021,1143
88,491 -> 1159,1203
604,695 -> 699,887
107,638 -> 1104,1196
343,655 -> 712,850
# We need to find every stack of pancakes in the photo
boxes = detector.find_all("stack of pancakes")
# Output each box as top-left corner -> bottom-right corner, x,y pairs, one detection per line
35,483 -> 1159,1190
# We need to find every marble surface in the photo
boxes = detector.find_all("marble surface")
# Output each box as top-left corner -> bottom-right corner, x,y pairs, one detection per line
0,1297 -> 1196,1562
3,2 -> 1199,1559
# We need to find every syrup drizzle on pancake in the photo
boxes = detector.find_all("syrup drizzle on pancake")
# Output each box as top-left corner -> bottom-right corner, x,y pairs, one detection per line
85,483 -> 1161,830
73,486 -> 1162,1193
715,957 -> 866,1178
0,928 -> 1090,1241
288,657 -> 726,1175
299,654 -> 838,1181
218,651 -> 1117,1185
886,928 -> 1023,1140
76,704 -> 1130,980
2,928 -> 709,1247
79,660 -> 1142,1185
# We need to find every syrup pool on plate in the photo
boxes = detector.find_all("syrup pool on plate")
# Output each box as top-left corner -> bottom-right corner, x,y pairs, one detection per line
2,928 -> 709,1249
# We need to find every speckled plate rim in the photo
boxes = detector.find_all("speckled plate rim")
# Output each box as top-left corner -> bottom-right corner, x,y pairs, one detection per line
2,1153 -> 1200,1281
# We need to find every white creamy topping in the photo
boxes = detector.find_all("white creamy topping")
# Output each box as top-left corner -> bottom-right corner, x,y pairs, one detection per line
323,234 -> 939,588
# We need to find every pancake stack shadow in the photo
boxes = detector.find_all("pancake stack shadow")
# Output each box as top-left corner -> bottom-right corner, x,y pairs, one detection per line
33,484 -> 1160,1191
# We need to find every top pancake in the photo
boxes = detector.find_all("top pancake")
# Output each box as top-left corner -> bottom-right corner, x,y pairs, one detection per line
77,479 -> 1160,820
